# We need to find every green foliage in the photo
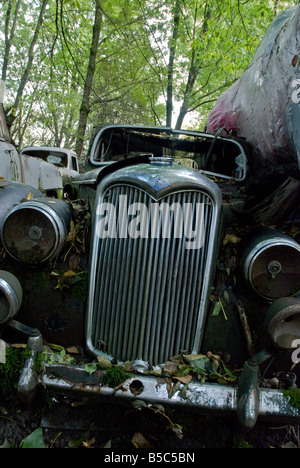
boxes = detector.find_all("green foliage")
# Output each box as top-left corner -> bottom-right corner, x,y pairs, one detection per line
0,0 -> 299,148
71,271 -> 89,301
0,346 -> 31,393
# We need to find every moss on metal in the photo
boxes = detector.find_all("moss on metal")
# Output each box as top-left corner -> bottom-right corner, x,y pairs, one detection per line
0,346 -> 31,393
281,389 -> 300,412
103,367 -> 131,388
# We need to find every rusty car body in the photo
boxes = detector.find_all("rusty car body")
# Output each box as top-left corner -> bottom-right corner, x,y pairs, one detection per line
20,146 -> 79,199
0,103 -> 79,199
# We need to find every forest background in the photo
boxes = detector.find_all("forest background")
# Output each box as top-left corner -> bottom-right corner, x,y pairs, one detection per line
0,0 -> 299,160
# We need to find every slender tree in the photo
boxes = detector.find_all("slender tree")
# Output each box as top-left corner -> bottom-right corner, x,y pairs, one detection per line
6,0 -> 49,125
166,0 -> 181,127
75,0 -> 102,157
175,1 -> 212,129
2,0 -> 22,82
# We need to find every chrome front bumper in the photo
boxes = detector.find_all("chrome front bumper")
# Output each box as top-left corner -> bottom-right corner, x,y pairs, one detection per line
16,324 -> 300,432
40,363 -> 300,430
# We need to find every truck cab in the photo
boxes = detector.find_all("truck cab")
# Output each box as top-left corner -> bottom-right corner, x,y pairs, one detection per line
20,146 -> 80,199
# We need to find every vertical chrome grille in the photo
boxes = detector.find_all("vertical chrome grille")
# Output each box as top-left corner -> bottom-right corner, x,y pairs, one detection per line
89,183 -> 216,365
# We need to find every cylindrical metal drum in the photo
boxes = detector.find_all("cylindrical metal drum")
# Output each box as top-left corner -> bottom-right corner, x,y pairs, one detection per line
240,227 -> 300,300
2,198 -> 73,264
0,270 -> 23,324
265,297 -> 300,350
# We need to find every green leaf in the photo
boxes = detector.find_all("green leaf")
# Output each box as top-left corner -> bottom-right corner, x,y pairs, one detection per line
211,301 -> 222,317
212,299 -> 228,320
190,357 -> 216,375
21,428 -> 45,449
68,436 -> 85,448
84,363 -> 98,374
221,363 -> 237,381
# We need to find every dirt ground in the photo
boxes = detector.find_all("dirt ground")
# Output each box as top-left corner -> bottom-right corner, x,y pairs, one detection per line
0,388 -> 300,449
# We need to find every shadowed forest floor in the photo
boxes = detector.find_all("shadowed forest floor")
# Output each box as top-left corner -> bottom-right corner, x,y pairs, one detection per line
0,392 -> 299,449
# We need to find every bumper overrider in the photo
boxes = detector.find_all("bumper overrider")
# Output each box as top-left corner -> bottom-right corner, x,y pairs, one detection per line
15,322 -> 300,432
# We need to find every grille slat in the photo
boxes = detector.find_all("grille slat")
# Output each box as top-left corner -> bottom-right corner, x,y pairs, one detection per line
89,184 -> 216,364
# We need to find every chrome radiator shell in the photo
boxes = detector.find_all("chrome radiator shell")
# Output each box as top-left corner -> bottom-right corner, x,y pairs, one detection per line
86,163 -> 222,364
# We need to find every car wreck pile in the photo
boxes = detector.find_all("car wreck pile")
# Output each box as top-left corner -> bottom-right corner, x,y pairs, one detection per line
1,6 -> 300,433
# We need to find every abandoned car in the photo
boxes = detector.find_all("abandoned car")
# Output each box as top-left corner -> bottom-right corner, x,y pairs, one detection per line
0,121 -> 300,431
20,146 -> 79,199
0,102 -> 79,199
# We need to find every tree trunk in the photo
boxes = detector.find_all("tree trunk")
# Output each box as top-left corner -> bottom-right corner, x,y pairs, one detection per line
175,62 -> 198,129
166,0 -> 181,127
2,0 -> 22,82
175,2 -> 212,130
75,0 -> 102,157
8,0 -> 48,124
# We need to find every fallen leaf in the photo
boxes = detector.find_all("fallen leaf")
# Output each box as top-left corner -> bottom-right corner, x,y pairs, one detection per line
173,374 -> 192,385
10,343 -> 27,349
179,384 -> 188,399
132,432 -> 153,448
50,271 -> 60,277
97,354 -> 112,369
21,427 -> 45,448
84,363 -> 98,374
63,270 -> 76,277
169,354 -> 182,362
183,354 -> 207,363
66,346 -> 80,354
131,400 -> 148,410
168,379 -> 181,398
66,220 -> 76,242
26,190 -> 34,200
211,301 -> 222,317
163,361 -> 178,375
69,253 -> 81,270
189,357 -> 216,375
223,233 -> 241,245
170,424 -> 183,440
151,404 -> 165,414
82,437 -> 95,448
207,351 -> 222,362
166,377 -> 173,398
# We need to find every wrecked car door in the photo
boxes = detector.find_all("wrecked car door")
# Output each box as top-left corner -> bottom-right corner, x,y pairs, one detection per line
0,103 -> 22,183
